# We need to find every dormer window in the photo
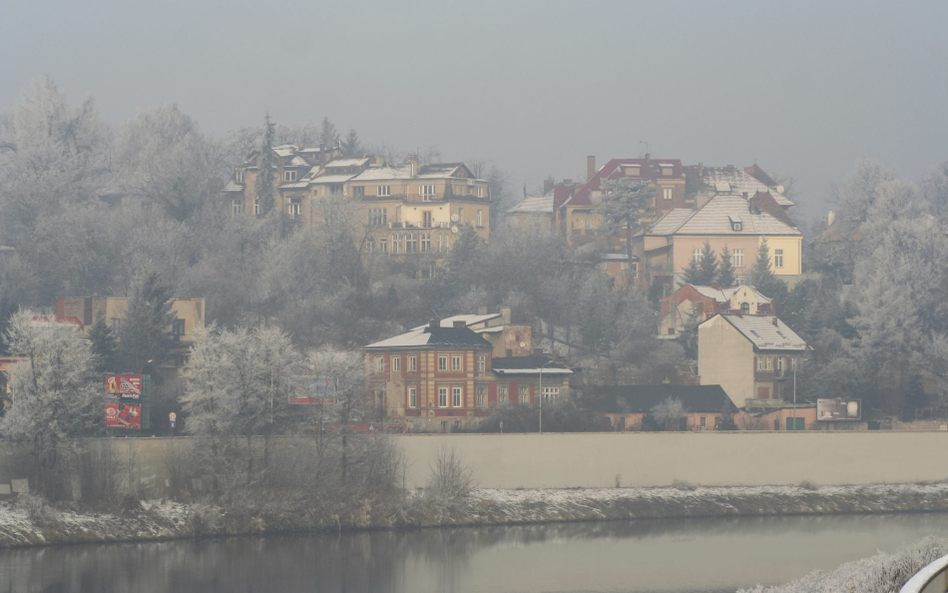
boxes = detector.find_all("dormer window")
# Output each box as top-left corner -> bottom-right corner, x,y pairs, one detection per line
623,165 -> 640,177
661,166 -> 673,176
284,170 -> 297,182
235,169 -> 245,184
729,215 -> 743,232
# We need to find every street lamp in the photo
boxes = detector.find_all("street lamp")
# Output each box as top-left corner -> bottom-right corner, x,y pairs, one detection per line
538,359 -> 555,434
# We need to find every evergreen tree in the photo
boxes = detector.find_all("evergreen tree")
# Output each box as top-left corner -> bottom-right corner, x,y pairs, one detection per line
88,318 -> 118,373
597,178 -> 655,284
717,245 -> 736,287
319,117 -> 340,148
682,256 -> 701,285
255,113 -> 277,215
698,241 -> 718,284
749,238 -> 788,301
340,128 -> 362,157
119,273 -> 176,375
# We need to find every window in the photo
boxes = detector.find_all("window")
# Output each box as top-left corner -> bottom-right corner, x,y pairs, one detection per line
519,386 -> 528,403
476,210 -> 483,227
422,211 -> 432,227
631,261 -> 638,279
392,234 -> 400,254
476,387 -> 486,408
376,357 -> 384,373
663,187 -> 673,201
757,356 -> 765,371
741,302 -> 750,314
452,355 -> 461,371
765,356 -> 773,370
110,318 -> 122,332
476,186 -> 483,197
732,221 -> 742,231
378,238 -> 388,253
542,387 -> 559,405
254,199 -> 260,215
700,416 -> 707,429
405,233 -> 417,253
441,421 -> 448,433
439,388 -> 448,407
477,355 -> 486,374
365,238 -> 374,253
457,208 -> 463,223
584,218 -> 590,228
408,388 -> 416,408
438,356 -> 448,371
377,185 -> 391,197
409,356 -> 416,371
392,357 -> 400,372
284,170 -> 297,182
172,319 -> 185,336
368,208 -> 387,226
732,249 -> 744,268
693,248 -> 702,263
421,184 -> 435,200
421,233 -> 430,252
498,387 -> 508,403
452,387 -> 462,407
287,199 -> 302,217
352,186 -> 365,197
454,420 -> 461,431
625,166 -> 640,177
774,249 -> 784,269
232,199 -> 243,216
235,169 -> 245,183
776,356 -> 784,372
662,167 -> 673,176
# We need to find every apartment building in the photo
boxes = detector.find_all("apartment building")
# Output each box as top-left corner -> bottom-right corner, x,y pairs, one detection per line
659,284 -> 774,335
364,320 -> 571,432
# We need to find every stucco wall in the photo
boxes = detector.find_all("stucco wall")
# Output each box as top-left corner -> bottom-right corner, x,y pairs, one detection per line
698,314 -> 755,406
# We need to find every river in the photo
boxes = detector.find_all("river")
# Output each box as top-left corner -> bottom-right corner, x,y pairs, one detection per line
3,513 -> 947,592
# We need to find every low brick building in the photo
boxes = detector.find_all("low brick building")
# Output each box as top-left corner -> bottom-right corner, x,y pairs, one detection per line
583,384 -> 738,431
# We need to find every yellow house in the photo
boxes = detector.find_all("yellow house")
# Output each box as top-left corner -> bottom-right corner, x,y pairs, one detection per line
634,194 -> 802,289
697,313 -> 807,409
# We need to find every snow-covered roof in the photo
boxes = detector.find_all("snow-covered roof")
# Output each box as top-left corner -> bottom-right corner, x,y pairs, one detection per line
365,325 -> 492,350
351,163 -> 482,183
309,173 -> 357,184
708,314 -> 807,351
325,158 -> 370,168
222,180 -> 244,193
648,196 -> 799,237
272,145 -> 299,158
695,166 -> 794,207
507,195 -> 554,214
285,156 -> 310,167
410,313 -> 502,331
686,285 -> 772,305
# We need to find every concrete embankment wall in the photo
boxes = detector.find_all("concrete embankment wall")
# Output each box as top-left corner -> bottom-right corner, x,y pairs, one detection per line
2,432 -> 948,493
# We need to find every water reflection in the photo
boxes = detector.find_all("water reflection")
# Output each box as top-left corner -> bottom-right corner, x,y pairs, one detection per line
3,513 -> 948,593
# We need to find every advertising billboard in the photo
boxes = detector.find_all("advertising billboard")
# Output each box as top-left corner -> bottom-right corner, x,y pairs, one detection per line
106,374 -> 142,399
105,403 -> 142,429
817,398 -> 861,421
289,377 -> 335,404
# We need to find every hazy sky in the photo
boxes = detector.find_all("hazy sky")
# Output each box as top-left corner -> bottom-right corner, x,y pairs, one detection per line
3,0 -> 946,218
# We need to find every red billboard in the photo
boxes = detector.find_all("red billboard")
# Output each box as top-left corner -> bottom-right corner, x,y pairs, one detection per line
106,374 -> 142,399
105,403 -> 142,429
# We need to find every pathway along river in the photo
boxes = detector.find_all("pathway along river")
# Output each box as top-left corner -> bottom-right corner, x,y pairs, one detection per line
4,512 -> 948,592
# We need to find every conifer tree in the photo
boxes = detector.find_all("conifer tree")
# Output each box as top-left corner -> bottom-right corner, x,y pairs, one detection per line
698,241 -> 718,285
340,128 -> 362,157
717,245 -> 736,287
255,113 -> 276,215
88,318 -> 118,373
683,256 -> 701,285
749,238 -> 788,300
319,117 -> 340,148
119,273 -> 176,375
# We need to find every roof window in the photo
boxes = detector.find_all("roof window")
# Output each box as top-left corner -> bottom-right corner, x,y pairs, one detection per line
729,215 -> 743,232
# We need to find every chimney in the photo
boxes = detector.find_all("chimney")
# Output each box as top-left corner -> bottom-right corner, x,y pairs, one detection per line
697,162 -> 704,177
587,155 -> 596,181
319,144 -> 328,167
827,210 -> 836,227
499,306 -> 511,324
429,318 -> 440,329
453,320 -> 467,329
543,178 -> 553,194
477,305 -> 488,315
772,317 -> 778,327
408,155 -> 420,177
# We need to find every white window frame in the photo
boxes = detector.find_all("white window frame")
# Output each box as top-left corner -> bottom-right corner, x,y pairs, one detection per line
376,357 -> 384,373
377,185 -> 391,197
287,200 -> 302,216
452,355 -> 461,371
774,249 -> 784,269
421,233 -> 430,252
409,355 -> 416,371
378,237 -> 387,253
232,200 -> 243,216
254,199 -> 260,215
392,357 -> 400,372
284,170 -> 297,182
476,387 -> 486,408
235,169 -> 245,183
477,355 -> 486,374
693,248 -> 702,263
476,210 -> 483,227
519,386 -> 528,404
663,187 -> 673,201
408,387 -> 416,408
438,387 -> 448,407
421,184 -> 435,200
732,249 -> 744,268
452,386 -> 462,407
498,387 -> 508,403
542,386 -> 559,405
476,186 -> 483,197
438,356 -> 447,371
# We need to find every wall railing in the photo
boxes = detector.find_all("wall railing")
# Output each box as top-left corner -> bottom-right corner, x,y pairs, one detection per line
901,554 -> 948,593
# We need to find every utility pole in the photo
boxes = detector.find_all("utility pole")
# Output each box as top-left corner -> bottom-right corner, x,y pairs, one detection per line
539,359 -> 554,434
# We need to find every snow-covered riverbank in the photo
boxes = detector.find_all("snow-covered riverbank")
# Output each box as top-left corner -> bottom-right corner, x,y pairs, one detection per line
4,482 -> 948,548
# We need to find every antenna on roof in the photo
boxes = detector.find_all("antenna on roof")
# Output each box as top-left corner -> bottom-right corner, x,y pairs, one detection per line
640,140 -> 649,160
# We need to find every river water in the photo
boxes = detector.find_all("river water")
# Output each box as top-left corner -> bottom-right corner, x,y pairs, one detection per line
3,513 -> 948,592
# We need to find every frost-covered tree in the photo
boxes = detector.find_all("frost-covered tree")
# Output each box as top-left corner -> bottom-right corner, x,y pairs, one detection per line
254,114 -> 277,215
1,310 -> 101,497
597,178 -> 655,283
649,397 -> 685,431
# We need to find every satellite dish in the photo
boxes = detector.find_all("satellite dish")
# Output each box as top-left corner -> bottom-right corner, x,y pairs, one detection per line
451,225 -> 459,234
451,213 -> 460,222
775,185 -> 785,194
519,342 -> 526,349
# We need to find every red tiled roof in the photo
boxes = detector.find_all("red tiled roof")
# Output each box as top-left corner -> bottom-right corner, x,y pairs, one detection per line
563,158 -> 683,208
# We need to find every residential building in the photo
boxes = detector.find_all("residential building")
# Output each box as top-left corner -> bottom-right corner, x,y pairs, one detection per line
558,155 -> 687,249
0,357 -> 26,413
697,313 -> 807,408
583,384 -> 738,431
55,296 -> 206,366
659,284 -> 774,336
414,308 -> 533,358
736,405 -> 817,431
224,146 -> 492,265
634,194 -> 802,290
506,180 -> 581,231
364,321 -> 571,432
684,164 -> 795,213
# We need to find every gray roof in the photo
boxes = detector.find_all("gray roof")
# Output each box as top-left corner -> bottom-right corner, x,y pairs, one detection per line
696,166 -> 794,207
365,325 -> 492,350
649,195 -> 799,237
706,314 -> 807,351
507,195 -> 554,214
